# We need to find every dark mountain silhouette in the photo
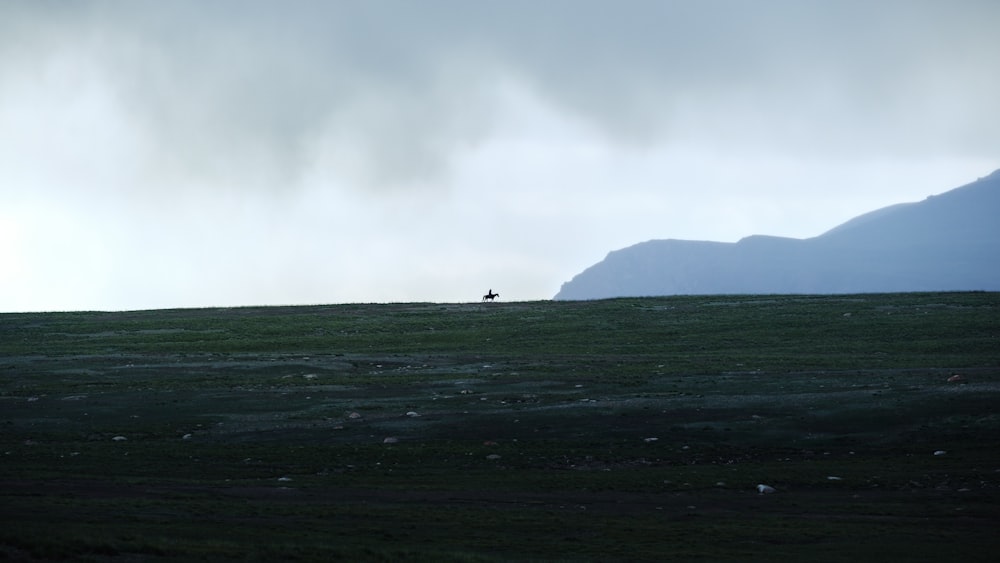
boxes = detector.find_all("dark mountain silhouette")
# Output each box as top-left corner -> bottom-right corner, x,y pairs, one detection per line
554,169 -> 1000,299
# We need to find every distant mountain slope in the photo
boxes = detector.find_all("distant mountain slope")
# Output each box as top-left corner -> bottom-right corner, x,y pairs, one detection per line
554,169 -> 1000,299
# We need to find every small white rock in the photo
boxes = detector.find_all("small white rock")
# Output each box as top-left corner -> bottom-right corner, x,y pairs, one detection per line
757,484 -> 776,494
383,437 -> 399,444
277,476 -> 292,482
934,450 -> 947,456
405,411 -> 420,418
182,434 -> 193,440
111,436 -> 127,442
827,476 -> 843,481
643,437 -> 659,443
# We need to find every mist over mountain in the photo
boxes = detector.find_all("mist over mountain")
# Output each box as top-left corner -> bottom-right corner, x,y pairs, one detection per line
555,169 -> 1000,300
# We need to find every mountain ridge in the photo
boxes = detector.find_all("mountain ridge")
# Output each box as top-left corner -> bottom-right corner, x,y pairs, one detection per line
554,170 -> 1000,300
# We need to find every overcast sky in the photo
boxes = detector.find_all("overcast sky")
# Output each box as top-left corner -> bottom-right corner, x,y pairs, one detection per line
1,0 -> 998,312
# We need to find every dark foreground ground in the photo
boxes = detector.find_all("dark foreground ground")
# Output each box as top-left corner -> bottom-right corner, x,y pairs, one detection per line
1,293 -> 999,561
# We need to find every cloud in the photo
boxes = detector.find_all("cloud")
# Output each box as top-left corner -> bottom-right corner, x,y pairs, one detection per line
466,1 -> 1000,156
4,0 -> 998,197
1,1 -> 998,311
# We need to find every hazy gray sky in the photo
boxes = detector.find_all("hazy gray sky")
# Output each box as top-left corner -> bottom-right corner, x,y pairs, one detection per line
2,0 -> 998,311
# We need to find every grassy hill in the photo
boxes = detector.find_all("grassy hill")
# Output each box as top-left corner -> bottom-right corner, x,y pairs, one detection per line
2,293 -> 999,561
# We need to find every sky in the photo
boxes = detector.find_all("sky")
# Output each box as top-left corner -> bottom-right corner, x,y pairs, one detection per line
1,0 -> 998,312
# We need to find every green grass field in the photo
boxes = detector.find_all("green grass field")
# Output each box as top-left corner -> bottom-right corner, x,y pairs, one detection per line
2,292 -> 999,561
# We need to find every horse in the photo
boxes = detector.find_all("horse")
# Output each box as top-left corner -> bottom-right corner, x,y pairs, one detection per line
482,289 -> 499,302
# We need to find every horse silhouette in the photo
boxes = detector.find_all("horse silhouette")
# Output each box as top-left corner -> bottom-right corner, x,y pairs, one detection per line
482,289 -> 499,302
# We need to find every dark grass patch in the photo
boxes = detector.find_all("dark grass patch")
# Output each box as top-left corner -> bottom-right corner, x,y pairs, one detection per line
2,292 -> 999,561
